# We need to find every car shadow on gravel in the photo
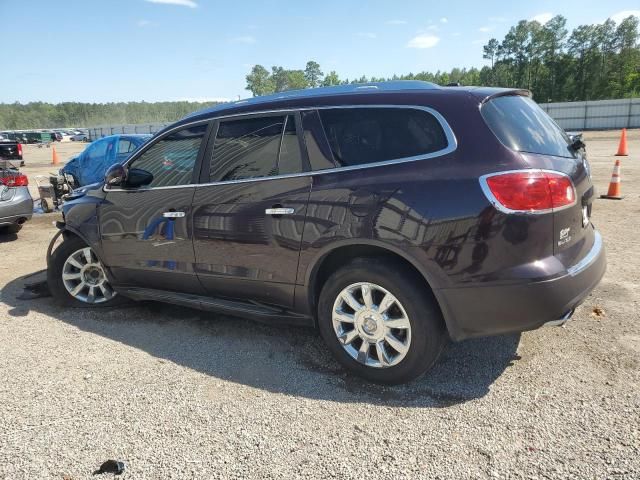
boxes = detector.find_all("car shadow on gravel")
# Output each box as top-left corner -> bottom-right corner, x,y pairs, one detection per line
2,270 -> 520,408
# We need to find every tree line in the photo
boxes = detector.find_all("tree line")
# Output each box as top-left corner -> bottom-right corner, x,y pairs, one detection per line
246,14 -> 640,102
1,14 -> 638,130
0,101 -> 213,130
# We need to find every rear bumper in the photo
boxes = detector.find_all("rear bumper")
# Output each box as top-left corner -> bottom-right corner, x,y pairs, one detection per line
437,231 -> 606,341
0,187 -> 33,226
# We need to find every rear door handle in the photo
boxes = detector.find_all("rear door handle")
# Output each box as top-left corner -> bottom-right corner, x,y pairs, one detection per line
265,208 -> 295,215
163,211 -> 185,218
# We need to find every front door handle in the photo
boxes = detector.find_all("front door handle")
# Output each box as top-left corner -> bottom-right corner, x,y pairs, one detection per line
163,211 -> 185,218
265,207 -> 295,215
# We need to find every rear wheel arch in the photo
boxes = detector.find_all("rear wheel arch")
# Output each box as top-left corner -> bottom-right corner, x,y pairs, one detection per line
306,243 -> 449,333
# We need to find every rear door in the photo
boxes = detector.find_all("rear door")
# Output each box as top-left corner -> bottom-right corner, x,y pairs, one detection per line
192,112 -> 311,308
481,95 -> 595,265
99,122 -> 211,293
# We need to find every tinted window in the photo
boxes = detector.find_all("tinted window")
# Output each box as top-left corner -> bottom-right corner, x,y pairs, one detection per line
129,124 -> 206,188
300,110 -> 336,171
278,115 -> 303,176
210,115 -> 303,182
481,96 -> 574,158
318,108 -> 448,167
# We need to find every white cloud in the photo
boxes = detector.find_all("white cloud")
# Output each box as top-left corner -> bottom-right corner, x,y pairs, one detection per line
407,34 -> 440,49
609,10 -> 640,23
426,24 -> 439,31
145,0 -> 197,7
356,32 -> 377,39
440,17 -> 448,23
386,19 -> 408,25
137,19 -> 151,27
230,35 -> 256,44
478,26 -> 492,33
530,12 -> 553,24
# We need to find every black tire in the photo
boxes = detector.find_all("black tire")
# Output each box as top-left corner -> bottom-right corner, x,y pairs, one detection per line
0,224 -> 22,234
318,258 -> 446,385
48,235 -> 122,308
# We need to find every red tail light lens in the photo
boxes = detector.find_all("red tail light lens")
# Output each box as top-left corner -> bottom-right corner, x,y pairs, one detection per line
482,170 -> 575,212
1,174 -> 29,187
17,143 -> 22,156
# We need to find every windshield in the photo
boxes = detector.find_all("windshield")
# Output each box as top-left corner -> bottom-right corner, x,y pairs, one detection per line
481,95 -> 575,158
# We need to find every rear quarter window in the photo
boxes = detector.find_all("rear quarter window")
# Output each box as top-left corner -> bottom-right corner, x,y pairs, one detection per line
318,107 -> 448,167
481,95 -> 575,158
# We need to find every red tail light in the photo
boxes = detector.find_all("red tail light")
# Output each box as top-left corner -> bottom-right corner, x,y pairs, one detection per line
17,143 -> 22,156
481,170 -> 575,213
1,174 -> 28,187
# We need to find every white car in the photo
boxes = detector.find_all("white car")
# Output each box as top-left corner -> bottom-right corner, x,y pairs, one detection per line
70,133 -> 89,142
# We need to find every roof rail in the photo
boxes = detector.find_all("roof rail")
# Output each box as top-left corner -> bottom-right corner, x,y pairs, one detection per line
189,80 -> 441,118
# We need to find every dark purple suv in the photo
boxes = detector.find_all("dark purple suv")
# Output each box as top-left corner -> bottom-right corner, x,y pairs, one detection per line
47,82 -> 605,384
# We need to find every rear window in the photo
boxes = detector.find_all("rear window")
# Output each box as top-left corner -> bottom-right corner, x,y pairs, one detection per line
318,107 -> 448,167
481,95 -> 575,158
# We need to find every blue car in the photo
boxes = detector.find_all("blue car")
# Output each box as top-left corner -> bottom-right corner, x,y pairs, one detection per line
62,134 -> 151,187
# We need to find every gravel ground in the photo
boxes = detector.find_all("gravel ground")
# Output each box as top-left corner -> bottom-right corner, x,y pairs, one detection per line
0,132 -> 639,479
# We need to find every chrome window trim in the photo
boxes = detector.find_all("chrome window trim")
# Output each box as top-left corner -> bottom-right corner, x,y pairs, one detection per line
479,169 -> 577,215
107,105 -> 457,192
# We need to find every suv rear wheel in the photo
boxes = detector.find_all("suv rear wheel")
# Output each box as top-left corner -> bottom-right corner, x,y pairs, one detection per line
48,236 -> 120,307
318,258 -> 445,384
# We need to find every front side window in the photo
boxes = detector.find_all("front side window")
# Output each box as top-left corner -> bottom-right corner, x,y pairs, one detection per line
128,124 -> 207,188
318,107 -> 448,167
209,114 -> 303,182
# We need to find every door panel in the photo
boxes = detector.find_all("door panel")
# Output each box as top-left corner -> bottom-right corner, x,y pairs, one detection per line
98,122 -> 210,293
100,187 -> 204,293
192,177 -> 311,307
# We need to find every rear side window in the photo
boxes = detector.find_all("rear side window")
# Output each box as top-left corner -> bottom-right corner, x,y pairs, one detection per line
209,114 -> 303,182
318,107 -> 448,167
481,96 -> 575,158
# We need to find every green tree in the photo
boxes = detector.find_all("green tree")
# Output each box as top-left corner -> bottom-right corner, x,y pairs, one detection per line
245,65 -> 274,96
322,71 -> 341,86
304,61 -> 324,87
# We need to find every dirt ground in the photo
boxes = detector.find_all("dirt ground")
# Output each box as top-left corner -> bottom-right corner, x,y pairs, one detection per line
0,132 -> 638,479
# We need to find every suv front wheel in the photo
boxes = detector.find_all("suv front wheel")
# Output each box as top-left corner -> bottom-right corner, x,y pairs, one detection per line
48,236 -> 120,307
318,258 -> 445,385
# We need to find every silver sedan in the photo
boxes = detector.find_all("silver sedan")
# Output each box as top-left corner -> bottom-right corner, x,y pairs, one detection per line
0,184 -> 33,234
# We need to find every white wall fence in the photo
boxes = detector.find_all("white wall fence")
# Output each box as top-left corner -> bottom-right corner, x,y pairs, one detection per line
87,97 -> 640,141
539,97 -> 639,131
88,122 -> 169,141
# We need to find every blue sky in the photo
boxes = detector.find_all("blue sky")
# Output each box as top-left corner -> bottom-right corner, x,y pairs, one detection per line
1,0 -> 638,103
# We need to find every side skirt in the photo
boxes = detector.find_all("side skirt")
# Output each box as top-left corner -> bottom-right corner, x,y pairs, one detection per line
117,286 -> 315,327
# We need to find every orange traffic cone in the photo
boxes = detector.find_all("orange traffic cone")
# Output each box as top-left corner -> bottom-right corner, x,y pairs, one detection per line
615,128 -> 628,156
51,146 -> 60,165
600,159 -> 624,200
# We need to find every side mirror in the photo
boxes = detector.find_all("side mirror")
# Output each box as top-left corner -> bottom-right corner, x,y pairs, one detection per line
104,164 -> 126,187
125,168 -> 153,188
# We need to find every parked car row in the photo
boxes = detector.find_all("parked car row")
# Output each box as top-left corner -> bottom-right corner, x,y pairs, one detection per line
0,129 -> 89,144
47,81 -> 606,384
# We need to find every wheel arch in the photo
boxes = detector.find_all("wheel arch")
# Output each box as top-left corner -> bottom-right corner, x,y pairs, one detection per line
304,240 -> 454,335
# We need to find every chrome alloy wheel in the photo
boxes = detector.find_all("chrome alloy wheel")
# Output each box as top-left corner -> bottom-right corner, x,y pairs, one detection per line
332,282 -> 412,368
61,247 -> 116,304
